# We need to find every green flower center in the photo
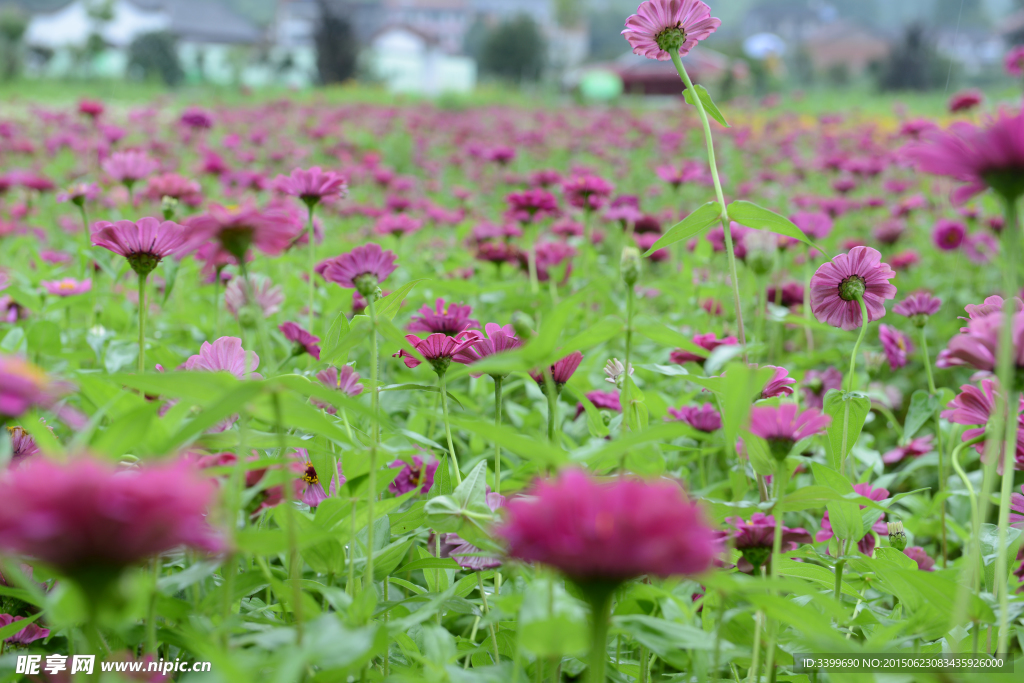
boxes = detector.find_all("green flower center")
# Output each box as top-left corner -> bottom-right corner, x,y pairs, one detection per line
127,252 -> 161,278
353,273 -> 379,297
838,275 -> 866,302
655,25 -> 686,53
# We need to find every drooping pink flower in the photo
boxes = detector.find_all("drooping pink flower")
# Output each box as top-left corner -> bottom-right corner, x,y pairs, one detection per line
389,454 -> 439,495
408,299 -> 478,336
184,337 -> 261,379
727,513 -> 812,573
92,217 -> 190,276
903,546 -> 935,571
668,403 -> 721,432
759,365 -> 796,399
225,274 -> 284,319
321,243 -> 398,296
669,332 -> 737,365
0,457 -> 223,577
817,482 -> 889,555
187,203 -> 300,260
498,469 -> 719,581
883,435 -> 934,464
801,367 -> 843,409
879,324 -> 913,370
0,614 -> 49,645
932,218 -> 965,250
809,246 -> 897,331
562,174 -> 614,211
622,0 -> 722,61
529,351 -> 584,390
273,166 -> 347,206
948,89 -> 983,113
101,150 -> 159,187
0,355 -> 67,420
394,331 -> 481,374
279,322 -> 320,360
894,292 -> 941,319
144,173 -> 203,206
41,278 -> 91,297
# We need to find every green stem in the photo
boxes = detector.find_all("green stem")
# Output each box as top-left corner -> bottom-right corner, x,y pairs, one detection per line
493,375 -> 503,495
146,558 -> 158,654
439,372 -> 462,485
546,377 -> 558,444
670,50 -> 747,356
528,243 -> 539,295
846,296 -> 869,393
137,273 -> 148,374
833,559 -> 846,603
803,247 -> 815,352
586,588 -> 614,683
272,392 -> 304,643
950,434 -> 987,630
478,572 -> 500,664
764,467 -> 790,677
920,326 -> 948,567
307,203 -> 316,332
366,296 -> 380,584
623,284 -> 634,433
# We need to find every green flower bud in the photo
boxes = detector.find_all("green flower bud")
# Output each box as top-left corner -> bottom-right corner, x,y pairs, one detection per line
511,312 -> 535,341
620,247 -> 641,287
887,520 -> 907,551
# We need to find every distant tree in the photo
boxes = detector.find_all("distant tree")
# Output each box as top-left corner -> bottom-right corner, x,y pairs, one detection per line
0,6 -> 27,81
315,0 -> 357,84
128,31 -> 183,86
479,14 -> 546,83
876,24 -> 947,91
588,8 -> 631,61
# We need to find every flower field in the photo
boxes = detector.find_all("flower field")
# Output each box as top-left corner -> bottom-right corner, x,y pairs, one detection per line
2,2 -> 1024,681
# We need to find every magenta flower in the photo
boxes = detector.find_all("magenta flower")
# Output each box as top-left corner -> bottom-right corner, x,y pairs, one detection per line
321,243 -> 398,296
0,614 -> 49,645
529,351 -> 584,391
789,211 -> 833,240
273,166 -> 348,207
394,331 -> 481,375
374,213 -> 423,238
388,454 -> 439,495
180,107 -> 213,129
562,174 -> 614,211
932,218 -> 965,250
816,482 -> 889,556
184,337 -> 262,379
102,150 -> 159,189
801,367 -> 843,409
883,435 -> 934,464
1005,45 -> 1024,76
7,425 -> 41,462
879,324 -> 913,370
749,404 -> 830,460
575,390 -> 621,420
451,323 -> 522,376
144,173 -> 203,206
497,469 -> 719,581
809,246 -> 897,331
312,366 -> 363,414
904,546 -> 935,571
187,203 -> 300,260
41,278 -> 91,297
893,292 -> 941,321
727,513 -> 812,573
0,355 -> 66,420
0,457 -> 223,579
941,380 -> 1024,472
225,275 -> 284,319
622,0 -> 722,61
293,448 -> 344,508
92,217 -> 190,276
669,332 -> 737,365
443,491 -> 507,571
938,311 -> 1024,372
506,188 -> 559,224
56,182 -> 101,206
759,365 -> 796,399
1011,485 -> 1024,528
279,321 -> 321,360
668,403 -> 722,432
408,298 -> 478,336
948,89 -> 983,113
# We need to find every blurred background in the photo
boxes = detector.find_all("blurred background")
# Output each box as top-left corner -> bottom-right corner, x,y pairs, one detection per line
0,0 -> 1022,103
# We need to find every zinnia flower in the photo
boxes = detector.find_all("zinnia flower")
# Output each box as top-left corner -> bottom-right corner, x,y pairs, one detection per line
759,365 -> 796,399
312,366 -> 363,414
0,355 -> 66,420
878,324 -> 913,370
144,173 -> 203,206
816,482 -> 889,556
506,188 -> 559,224
883,435 -> 934,464
941,380 -> 1024,472
669,332 -> 737,365
894,292 -> 941,325
904,546 -> 935,571
748,404 -> 830,460
932,218 -> 965,250
0,614 -> 49,645
809,246 -> 897,331
41,278 -> 91,297
497,469 -> 719,581
293,448 -> 344,508
562,174 -> 614,211
184,336 -> 261,379
92,217 -> 190,276
102,150 -> 159,189
187,203 -> 300,261
529,351 -> 584,391
408,299 -> 478,336
622,0 -> 722,61
374,213 -> 423,238
7,425 -> 41,462
727,513 -> 812,573
388,454 -> 439,495
948,89 -> 983,113
801,367 -> 843,409
279,321 -> 320,360
225,274 -> 284,320
1005,45 -> 1024,76
451,323 -> 522,376
394,331 -> 481,375
668,403 -> 721,432
938,311 -> 1024,372
321,243 -> 398,296
273,167 -> 348,207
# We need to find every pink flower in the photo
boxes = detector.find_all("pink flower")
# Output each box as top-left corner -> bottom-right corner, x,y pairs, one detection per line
801,367 -> 843,409
0,614 -> 49,645
225,275 -> 284,319
394,331 -> 481,374
932,218 -> 965,250
187,203 -> 300,260
91,217 -> 190,276
185,337 -> 261,379
789,211 -> 833,240
749,404 -> 830,459
1011,485 -> 1024,528
759,365 -> 796,399
727,513 -> 812,573
893,292 -> 941,319
180,107 -> 213,129
321,243 -> 398,296
809,246 -> 897,331
408,298 -> 478,336
41,278 -> 91,297
575,390 -> 621,420
889,250 -> 920,270
497,469 -> 719,581
145,173 -> 203,206
102,150 -> 159,187
451,323 -> 522,375
622,0 -> 722,61
273,166 -> 347,206
903,546 -> 935,571
939,311 -> 1024,372
963,232 -> 999,264
0,355 -> 66,419
562,174 -> 614,211
879,324 -> 913,370
0,457 -> 223,577
389,454 -> 439,495
948,89 -> 983,113
374,213 -> 422,238
816,482 -> 889,556
668,403 -> 722,432
293,448 -> 344,508
873,218 -> 906,245
529,351 -> 584,389
669,332 -> 737,365
56,182 -> 101,205
883,435 -> 934,464
7,425 -> 41,462
78,98 -> 104,118
279,322 -> 320,360
506,188 -> 559,223
1005,45 -> 1024,76
312,366 -> 363,414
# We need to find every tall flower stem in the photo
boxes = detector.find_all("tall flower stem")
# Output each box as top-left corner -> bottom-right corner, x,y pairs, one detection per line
919,326 -> 948,565
544,371 -> 558,445
763,467 -> 790,678
272,392 -> 304,644
528,244 -> 540,295
493,375 -> 503,495
846,296 -> 870,393
950,434 -> 988,634
622,284 -> 634,432
670,51 -> 747,356
583,583 -> 616,683
439,371 -> 463,485
306,203 -> 316,332
137,273 -> 148,374
366,295 -> 381,585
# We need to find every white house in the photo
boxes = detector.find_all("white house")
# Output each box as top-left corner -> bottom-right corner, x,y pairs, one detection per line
367,24 -> 475,94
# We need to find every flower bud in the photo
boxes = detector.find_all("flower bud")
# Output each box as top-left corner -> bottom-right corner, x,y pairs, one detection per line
620,247 -> 641,286
887,520 -> 907,551
511,312 -> 535,341
161,196 -> 179,220
744,231 -> 777,277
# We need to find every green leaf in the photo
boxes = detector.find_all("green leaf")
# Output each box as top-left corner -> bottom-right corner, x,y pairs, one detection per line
425,461 -> 493,532
27,320 -> 61,355
642,201 -> 721,255
563,382 -> 609,438
682,84 -> 730,127
395,557 -> 462,574
780,485 -> 847,511
321,310 -> 351,364
437,453 -> 453,496
777,559 -> 858,597
822,390 -> 870,472
811,462 -> 854,495
904,390 -> 938,440
633,317 -> 709,358
91,402 -> 159,457
519,578 -> 588,657
449,416 -> 568,468
826,500 -> 866,542
727,200 -> 829,256
376,279 -> 429,321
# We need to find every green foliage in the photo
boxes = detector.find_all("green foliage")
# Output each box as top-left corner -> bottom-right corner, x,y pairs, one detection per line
479,14 -> 546,83
127,31 -> 183,86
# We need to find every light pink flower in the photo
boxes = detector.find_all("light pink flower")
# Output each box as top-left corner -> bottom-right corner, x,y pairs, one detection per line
279,322 -> 320,360
273,166 -> 348,206
938,311 -> 1024,372
622,0 -> 722,61
312,366 -> 363,414
185,337 -> 261,379
92,217 -> 190,275
809,246 -> 897,331
879,324 -> 913,370
749,404 -> 830,457
187,203 -> 301,259
893,292 -> 941,319
145,173 -> 203,206
41,278 -> 91,297
321,243 -> 398,295
225,274 -> 284,319
816,482 -> 888,556
668,403 -> 721,432
883,435 -> 934,464
0,355 -> 67,419
759,365 -> 796,399
102,150 -> 158,186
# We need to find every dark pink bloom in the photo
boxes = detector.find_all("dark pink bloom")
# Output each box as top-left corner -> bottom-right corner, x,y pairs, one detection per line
408,299 -> 478,336
0,457 -> 223,576
529,169 -> 562,187
279,322 -> 320,360
938,311 -> 1024,372
321,243 -> 398,295
904,546 -> 935,571
760,365 -> 796,399
145,173 -> 203,206
312,366 -> 363,414
273,166 -> 347,206
1011,485 -> 1024,528
894,292 -> 941,319
505,188 -> 559,223
180,107 -> 213,129
92,217 -> 190,276
889,250 -> 920,270
78,98 -> 104,118
0,614 -> 49,644
562,174 -> 614,211
293,448 -> 344,508
668,403 -> 721,432
529,351 -> 584,389
374,213 -> 422,237
655,162 -> 704,188
451,323 -> 522,375
948,89 -> 983,113
1006,45 -> 1024,76
873,218 -> 906,245
801,367 -> 842,409
809,246 -> 897,331
102,150 -> 158,187
497,469 -> 719,581
185,336 -> 262,379
879,324 -> 913,370
727,513 -> 812,573
41,278 -> 91,297
575,390 -> 621,419
789,211 -> 833,240
749,404 -> 830,460
816,482 -> 889,555
766,281 -> 805,308
389,454 -> 439,495
7,425 -> 41,462
932,218 -> 965,250
622,0 -> 722,61
883,435 -> 934,464
0,354 -> 67,419
669,332 -> 737,365
635,232 -> 668,261
394,331 -> 481,374
187,203 -> 301,260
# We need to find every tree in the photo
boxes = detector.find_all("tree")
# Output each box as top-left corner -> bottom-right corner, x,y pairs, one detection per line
875,24 -> 947,91
0,6 -> 27,81
315,0 -> 357,84
479,14 -> 546,83
128,31 -> 183,86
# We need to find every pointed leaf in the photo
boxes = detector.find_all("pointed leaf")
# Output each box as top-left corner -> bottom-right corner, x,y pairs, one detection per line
642,201 -> 721,255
